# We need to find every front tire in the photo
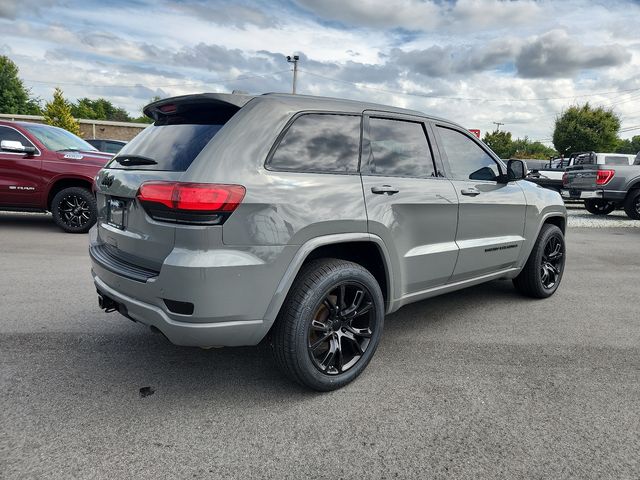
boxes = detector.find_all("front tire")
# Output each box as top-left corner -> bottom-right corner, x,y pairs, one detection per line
51,187 -> 97,233
584,199 -> 615,215
271,258 -> 385,391
623,189 -> 640,220
513,224 -> 566,299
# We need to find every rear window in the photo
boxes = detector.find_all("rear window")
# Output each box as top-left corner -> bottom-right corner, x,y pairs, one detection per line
604,155 -> 631,165
268,114 -> 361,173
107,103 -> 234,171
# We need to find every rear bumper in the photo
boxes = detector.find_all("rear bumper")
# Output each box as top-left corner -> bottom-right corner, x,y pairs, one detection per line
561,189 -> 602,200
94,275 -> 266,347
89,232 -> 298,347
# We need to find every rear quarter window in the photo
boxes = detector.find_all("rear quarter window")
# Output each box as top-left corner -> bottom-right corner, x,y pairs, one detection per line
268,113 -> 361,173
604,155 -> 631,165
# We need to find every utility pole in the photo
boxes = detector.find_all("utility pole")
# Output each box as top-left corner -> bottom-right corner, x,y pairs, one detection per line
492,121 -> 504,131
286,55 -> 299,94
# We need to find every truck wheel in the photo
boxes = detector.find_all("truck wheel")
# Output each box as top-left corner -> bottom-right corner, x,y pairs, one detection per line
623,190 -> 640,220
51,187 -> 97,233
513,224 -> 565,299
272,258 -> 384,391
584,199 -> 615,215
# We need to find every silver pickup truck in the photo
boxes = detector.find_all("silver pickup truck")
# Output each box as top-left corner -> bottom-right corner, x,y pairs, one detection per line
562,151 -> 640,218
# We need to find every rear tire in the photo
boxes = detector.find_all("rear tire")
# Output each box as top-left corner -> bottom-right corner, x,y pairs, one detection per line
513,224 -> 565,299
584,199 -> 615,215
623,189 -> 640,220
51,187 -> 97,233
271,258 -> 384,391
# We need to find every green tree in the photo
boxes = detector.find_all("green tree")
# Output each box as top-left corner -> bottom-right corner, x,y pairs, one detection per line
552,103 -> 620,154
615,135 -> 640,154
43,88 -> 81,135
483,130 -> 514,158
511,137 -> 556,159
0,55 -> 41,115
70,97 -> 132,121
132,95 -> 162,123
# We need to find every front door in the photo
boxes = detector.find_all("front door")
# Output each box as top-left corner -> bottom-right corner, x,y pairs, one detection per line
0,125 -> 42,207
361,114 -> 459,298
432,124 -> 527,282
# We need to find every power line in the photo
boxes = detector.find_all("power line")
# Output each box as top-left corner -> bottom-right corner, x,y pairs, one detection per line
298,69 -> 640,102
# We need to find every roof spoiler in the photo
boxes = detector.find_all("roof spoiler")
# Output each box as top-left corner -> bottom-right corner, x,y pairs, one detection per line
143,93 -> 255,122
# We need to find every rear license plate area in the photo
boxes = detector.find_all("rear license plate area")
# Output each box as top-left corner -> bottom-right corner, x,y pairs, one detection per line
107,198 -> 127,229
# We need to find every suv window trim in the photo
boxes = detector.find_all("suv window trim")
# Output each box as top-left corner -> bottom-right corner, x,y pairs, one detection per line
264,111 -> 363,176
360,114 -> 441,180
431,122 -> 506,183
0,125 -> 41,157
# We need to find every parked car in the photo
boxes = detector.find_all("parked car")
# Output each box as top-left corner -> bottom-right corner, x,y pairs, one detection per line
524,152 -> 604,193
85,138 -> 127,154
91,93 -> 567,390
563,151 -> 640,218
0,120 -> 112,232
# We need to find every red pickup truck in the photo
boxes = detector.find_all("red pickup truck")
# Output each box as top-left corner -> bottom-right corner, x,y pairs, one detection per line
0,120 -> 112,232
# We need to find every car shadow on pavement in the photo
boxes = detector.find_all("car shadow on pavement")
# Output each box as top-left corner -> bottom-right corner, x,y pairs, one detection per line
60,280 -> 521,403
0,212 -> 60,232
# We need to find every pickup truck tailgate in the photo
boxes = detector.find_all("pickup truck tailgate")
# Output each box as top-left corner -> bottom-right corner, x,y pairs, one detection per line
564,167 -> 597,190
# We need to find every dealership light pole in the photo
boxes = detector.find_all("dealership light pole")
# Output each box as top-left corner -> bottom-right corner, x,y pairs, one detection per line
286,55 -> 299,94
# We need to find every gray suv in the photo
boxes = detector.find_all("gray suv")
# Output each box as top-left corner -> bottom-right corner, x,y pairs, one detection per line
90,93 -> 567,390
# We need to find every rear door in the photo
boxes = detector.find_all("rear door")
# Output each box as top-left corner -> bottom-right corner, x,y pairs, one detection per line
432,124 -> 527,281
0,125 -> 42,207
361,113 -> 458,297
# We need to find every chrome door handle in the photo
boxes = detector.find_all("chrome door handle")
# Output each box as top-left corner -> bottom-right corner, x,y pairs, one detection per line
371,185 -> 400,195
461,188 -> 480,196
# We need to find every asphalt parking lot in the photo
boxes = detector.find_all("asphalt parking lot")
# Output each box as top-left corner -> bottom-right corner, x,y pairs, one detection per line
1,211 -> 639,479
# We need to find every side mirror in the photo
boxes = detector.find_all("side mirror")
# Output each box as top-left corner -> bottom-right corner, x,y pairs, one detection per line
507,159 -> 527,181
1,140 -> 36,155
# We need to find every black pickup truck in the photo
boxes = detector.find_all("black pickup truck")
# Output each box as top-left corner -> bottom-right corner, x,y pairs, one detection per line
562,151 -> 640,219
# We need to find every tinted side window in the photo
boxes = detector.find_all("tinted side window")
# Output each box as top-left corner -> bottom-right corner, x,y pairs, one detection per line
0,126 -> 35,150
604,155 -> 630,165
366,118 -> 436,177
437,127 -> 500,181
104,141 -> 125,154
269,114 -> 360,173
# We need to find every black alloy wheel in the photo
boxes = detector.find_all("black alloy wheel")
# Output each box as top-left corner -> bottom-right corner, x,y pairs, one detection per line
513,223 -> 566,298
540,234 -> 564,290
307,282 -> 375,375
59,194 -> 91,228
51,187 -> 98,233
623,189 -> 640,220
272,258 -> 385,391
584,199 -> 615,215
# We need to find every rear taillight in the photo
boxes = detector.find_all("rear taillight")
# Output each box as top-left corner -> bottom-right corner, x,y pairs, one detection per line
137,182 -> 245,225
562,172 -> 568,186
596,169 -> 615,186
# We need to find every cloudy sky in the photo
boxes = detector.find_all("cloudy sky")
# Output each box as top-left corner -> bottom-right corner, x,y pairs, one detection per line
1,0 -> 639,143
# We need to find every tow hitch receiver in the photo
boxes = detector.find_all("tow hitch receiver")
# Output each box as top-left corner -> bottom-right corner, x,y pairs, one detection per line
98,291 -> 118,313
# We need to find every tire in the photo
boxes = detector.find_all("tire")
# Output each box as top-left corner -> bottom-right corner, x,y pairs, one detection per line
623,189 -> 640,220
513,224 -> 566,299
271,258 -> 385,391
584,198 -> 615,215
51,187 -> 97,233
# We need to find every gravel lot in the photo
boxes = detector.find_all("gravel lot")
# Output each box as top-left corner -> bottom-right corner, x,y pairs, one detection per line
566,203 -> 640,228
1,209 -> 639,479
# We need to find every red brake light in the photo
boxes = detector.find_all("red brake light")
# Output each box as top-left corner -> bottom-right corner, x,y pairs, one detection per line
596,169 -> 615,185
137,182 -> 245,224
158,104 -> 177,114
562,172 -> 568,186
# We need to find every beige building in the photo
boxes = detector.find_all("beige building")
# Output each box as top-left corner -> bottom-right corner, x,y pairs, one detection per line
0,114 -> 148,141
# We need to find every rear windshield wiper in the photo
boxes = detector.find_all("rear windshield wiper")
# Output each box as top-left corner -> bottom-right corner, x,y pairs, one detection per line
113,155 -> 158,166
